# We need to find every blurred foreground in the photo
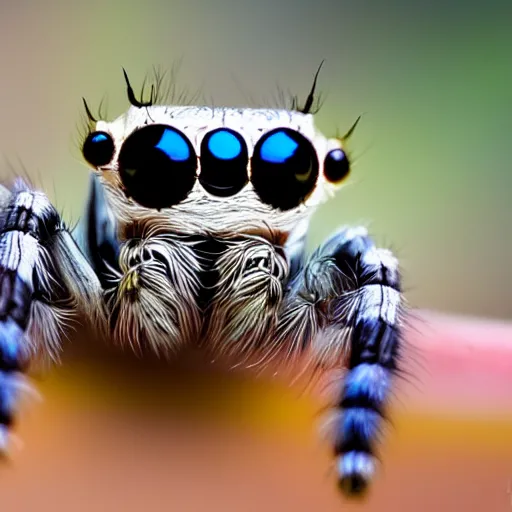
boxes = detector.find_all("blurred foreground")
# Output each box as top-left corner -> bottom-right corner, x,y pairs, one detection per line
0,311 -> 511,511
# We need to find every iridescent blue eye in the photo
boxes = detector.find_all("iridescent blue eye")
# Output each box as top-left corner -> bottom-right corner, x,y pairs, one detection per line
92,133 -> 107,143
260,131 -> 298,164
155,129 -> 191,161
208,130 -> 242,160
118,124 -> 197,209
251,128 -> 319,210
82,131 -> 115,167
324,148 -> 350,183
200,128 -> 248,197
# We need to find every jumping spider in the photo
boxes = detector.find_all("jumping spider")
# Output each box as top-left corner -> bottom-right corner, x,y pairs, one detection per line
0,67 -> 402,497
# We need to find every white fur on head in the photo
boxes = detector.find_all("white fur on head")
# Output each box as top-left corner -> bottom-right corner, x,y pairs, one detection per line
92,105 -> 346,237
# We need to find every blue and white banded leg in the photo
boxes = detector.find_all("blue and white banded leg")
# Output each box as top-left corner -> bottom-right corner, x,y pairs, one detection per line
0,178 -> 104,451
280,226 -> 402,496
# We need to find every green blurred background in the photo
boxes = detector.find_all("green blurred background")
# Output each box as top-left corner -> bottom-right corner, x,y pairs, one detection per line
0,0 -> 510,319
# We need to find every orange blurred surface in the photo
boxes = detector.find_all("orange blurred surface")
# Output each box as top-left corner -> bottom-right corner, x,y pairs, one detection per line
0,311 -> 511,512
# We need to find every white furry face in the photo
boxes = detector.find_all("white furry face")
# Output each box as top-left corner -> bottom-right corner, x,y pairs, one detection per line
82,105 -> 350,238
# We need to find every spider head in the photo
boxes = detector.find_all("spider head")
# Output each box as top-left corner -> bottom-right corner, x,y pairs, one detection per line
82,105 -> 351,237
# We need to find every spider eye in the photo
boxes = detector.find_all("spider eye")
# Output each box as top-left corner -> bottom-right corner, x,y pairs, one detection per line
199,128 -> 248,197
118,124 -> 197,209
324,148 -> 350,183
251,128 -> 319,210
82,131 -> 115,167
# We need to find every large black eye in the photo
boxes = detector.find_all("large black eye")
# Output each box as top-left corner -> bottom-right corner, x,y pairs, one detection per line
251,128 -> 319,210
324,148 -> 350,183
199,128 -> 248,197
82,131 -> 115,167
118,124 -> 197,209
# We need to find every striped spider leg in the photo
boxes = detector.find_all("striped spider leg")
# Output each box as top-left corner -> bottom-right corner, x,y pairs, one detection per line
0,179 -> 104,448
286,226 -> 401,495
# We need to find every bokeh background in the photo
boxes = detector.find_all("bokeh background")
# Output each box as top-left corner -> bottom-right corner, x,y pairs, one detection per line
0,1 -> 510,511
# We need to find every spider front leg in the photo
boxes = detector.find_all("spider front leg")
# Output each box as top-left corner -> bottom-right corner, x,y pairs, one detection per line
281,226 -> 402,497
0,179 -> 104,451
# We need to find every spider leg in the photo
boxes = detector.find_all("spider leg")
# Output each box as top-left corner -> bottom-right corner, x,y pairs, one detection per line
74,173 -> 120,287
0,178 -> 104,451
279,226 -> 402,497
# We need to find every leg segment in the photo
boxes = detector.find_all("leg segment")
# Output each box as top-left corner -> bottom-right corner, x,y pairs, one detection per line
328,227 -> 401,495
280,226 -> 402,496
0,179 -> 104,450
74,173 -> 120,288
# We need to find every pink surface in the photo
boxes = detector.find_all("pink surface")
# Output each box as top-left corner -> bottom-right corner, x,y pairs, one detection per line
0,310 -> 510,511
403,311 -> 512,415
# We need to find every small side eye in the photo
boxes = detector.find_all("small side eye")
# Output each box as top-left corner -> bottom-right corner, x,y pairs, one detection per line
251,128 -> 319,211
324,148 -> 350,183
199,128 -> 248,197
82,131 -> 115,167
